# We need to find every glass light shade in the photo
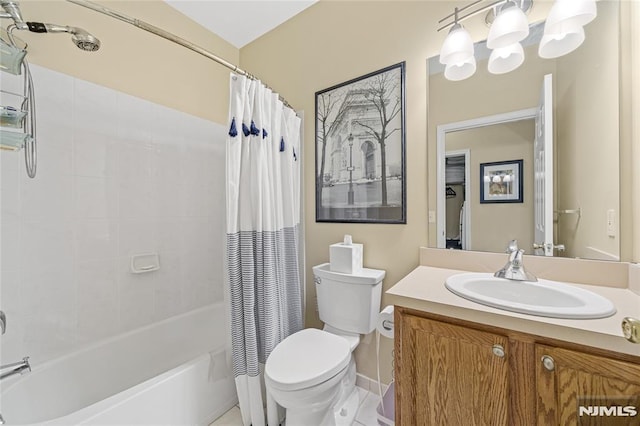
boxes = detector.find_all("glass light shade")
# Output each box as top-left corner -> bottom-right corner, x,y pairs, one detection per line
503,174 -> 512,182
444,56 -> 476,81
538,21 -> 585,59
492,175 -> 502,183
439,23 -> 474,65
487,2 -> 530,49
545,0 -> 596,34
488,42 -> 525,74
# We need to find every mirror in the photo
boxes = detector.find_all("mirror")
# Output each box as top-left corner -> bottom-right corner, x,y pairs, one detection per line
427,1 -> 625,261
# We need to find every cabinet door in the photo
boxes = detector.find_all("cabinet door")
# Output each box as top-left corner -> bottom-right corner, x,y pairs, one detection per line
396,313 -> 510,425
536,344 -> 640,425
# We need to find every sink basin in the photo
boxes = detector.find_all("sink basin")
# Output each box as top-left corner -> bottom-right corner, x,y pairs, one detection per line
444,273 -> 616,319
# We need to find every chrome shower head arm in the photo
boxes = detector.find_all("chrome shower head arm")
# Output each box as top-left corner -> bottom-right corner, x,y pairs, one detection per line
0,1 -> 23,23
25,21 -> 100,51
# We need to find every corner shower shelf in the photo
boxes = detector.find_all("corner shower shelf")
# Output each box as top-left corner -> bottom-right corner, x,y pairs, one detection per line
0,105 -> 27,128
0,28 -> 37,177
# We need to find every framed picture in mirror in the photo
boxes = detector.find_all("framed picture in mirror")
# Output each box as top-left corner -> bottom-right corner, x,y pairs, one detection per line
315,62 -> 406,224
480,159 -> 523,204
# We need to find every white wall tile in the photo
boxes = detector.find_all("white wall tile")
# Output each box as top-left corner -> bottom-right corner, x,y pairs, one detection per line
74,79 -> 117,136
153,250 -> 183,321
74,130 -> 118,178
1,168 -> 21,220
75,219 -> 118,262
118,219 -> 157,258
117,92 -> 153,144
21,174 -> 74,221
0,269 -> 26,361
1,64 -> 225,365
0,217 -> 21,269
117,256 -> 156,331
76,258 -> 119,343
74,176 -> 118,219
20,220 -> 74,271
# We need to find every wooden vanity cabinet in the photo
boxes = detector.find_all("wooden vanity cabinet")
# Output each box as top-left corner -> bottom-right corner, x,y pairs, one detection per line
395,307 -> 640,426
536,344 -> 640,425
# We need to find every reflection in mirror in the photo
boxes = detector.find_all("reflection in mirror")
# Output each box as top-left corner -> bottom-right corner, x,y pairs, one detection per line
428,1 -> 622,261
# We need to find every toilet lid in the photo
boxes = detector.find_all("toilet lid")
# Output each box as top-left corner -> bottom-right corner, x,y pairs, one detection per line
265,328 -> 351,391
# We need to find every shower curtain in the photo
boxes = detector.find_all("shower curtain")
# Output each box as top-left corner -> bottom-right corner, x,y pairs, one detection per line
226,74 -> 303,426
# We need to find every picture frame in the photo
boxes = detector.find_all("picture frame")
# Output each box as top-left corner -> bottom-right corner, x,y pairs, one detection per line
480,159 -> 523,204
315,62 -> 406,224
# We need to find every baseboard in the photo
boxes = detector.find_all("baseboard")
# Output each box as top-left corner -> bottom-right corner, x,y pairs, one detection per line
356,373 -> 389,396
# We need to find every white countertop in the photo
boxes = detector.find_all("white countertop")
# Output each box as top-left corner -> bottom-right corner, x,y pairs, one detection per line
387,265 -> 640,357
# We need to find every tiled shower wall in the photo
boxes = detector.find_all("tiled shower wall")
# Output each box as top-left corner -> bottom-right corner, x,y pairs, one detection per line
0,64 -> 225,364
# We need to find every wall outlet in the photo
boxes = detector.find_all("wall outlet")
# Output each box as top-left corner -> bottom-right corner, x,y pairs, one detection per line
606,209 -> 616,238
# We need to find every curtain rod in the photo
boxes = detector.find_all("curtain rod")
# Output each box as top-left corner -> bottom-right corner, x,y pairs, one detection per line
66,0 -> 294,110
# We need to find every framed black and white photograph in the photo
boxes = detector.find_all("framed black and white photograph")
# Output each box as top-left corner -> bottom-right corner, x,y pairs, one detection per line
315,62 -> 406,223
480,159 -> 523,204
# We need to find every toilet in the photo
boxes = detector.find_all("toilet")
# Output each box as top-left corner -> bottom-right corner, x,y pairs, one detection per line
265,263 -> 385,426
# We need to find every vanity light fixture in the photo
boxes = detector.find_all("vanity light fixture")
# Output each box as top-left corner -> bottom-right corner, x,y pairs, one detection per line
437,0 -> 597,81
538,0 -> 595,59
439,22 -> 474,66
439,8 -> 477,80
486,1 -> 529,49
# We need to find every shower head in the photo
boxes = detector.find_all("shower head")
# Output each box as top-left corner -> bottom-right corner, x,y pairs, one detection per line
26,22 -> 100,52
70,27 -> 100,51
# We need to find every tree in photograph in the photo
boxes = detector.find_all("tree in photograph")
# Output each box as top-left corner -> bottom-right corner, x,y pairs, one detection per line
316,89 -> 350,204
353,70 -> 401,206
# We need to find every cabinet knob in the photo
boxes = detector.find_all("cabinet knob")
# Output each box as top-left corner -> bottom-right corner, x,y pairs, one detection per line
622,317 -> 640,344
541,355 -> 555,371
492,344 -> 505,358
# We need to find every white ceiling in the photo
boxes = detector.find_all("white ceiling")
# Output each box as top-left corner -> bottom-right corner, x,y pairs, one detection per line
164,0 -> 318,48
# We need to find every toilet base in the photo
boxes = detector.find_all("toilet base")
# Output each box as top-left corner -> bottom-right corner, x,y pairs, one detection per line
333,386 -> 360,426
282,359 -> 358,426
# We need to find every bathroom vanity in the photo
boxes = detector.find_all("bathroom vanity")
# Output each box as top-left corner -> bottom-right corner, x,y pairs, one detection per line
388,249 -> 640,425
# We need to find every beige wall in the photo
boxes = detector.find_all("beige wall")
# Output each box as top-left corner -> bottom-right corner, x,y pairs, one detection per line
446,121 -> 535,254
555,2 -> 620,259
239,0 -> 555,384
10,0 -> 238,124
630,0 -> 640,263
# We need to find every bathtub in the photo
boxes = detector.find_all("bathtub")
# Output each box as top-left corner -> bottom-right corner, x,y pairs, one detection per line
0,303 -> 237,425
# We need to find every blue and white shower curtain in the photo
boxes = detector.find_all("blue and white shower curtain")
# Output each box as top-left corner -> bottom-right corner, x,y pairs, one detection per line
226,74 -> 303,426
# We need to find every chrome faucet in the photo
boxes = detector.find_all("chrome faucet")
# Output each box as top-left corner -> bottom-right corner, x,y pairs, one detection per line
494,240 -> 537,282
0,357 -> 31,381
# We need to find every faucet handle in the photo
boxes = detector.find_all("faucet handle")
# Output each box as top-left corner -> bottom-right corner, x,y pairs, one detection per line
506,240 -> 519,253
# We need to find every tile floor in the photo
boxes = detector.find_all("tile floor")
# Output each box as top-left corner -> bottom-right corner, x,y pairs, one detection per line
210,386 -> 385,426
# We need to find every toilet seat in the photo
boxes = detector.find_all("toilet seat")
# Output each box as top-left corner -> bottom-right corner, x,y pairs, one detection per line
265,328 -> 351,392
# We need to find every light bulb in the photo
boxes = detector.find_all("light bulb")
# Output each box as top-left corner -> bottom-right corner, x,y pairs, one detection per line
539,20 -> 585,59
488,42 -> 525,74
444,56 -> 476,81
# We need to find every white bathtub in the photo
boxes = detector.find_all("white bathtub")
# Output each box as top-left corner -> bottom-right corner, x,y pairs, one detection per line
0,303 -> 237,425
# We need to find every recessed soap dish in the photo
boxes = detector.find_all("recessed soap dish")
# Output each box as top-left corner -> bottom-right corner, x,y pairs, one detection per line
131,253 -> 160,274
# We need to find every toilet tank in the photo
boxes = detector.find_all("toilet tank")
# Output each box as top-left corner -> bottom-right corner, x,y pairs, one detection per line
312,263 -> 385,334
